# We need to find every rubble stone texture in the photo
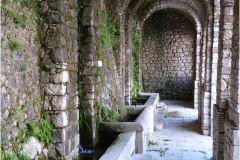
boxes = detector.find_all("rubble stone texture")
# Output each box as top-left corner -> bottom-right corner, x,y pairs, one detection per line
142,9 -> 196,100
1,0 -> 239,159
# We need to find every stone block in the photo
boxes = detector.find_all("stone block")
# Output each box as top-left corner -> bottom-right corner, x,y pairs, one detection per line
83,76 -> 94,84
43,13 -> 61,24
228,108 -> 240,126
70,96 -> 79,108
203,107 -> 210,114
71,74 -> 78,83
83,85 -> 94,92
45,84 -> 66,96
67,83 -> 78,94
52,71 -> 70,83
73,134 -> 80,150
51,95 -> 69,111
41,71 -> 50,83
83,67 -> 93,76
69,109 -> 79,123
44,96 -> 51,110
72,122 -> 79,134
80,100 -> 94,108
71,52 -> 78,63
56,140 -> 71,156
22,137 -> 42,159
52,128 -> 66,143
52,112 -> 68,128
82,0 -> 95,7
51,48 -> 68,63
83,7 -> 94,17
66,125 -> 73,139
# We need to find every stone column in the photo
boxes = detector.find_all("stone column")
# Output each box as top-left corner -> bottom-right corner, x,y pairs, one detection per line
79,0 -> 98,147
213,0 -> 234,159
212,1 -> 222,158
194,28 -> 202,110
201,20 -> 214,136
211,0 -> 221,137
199,25 -> 212,135
40,0 -> 79,159
224,0 -> 240,159
125,22 -> 132,105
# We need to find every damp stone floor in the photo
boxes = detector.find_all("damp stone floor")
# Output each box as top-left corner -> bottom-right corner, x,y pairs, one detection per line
147,100 -> 213,160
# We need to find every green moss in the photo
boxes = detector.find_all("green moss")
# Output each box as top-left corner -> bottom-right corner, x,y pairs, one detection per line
132,27 -> 140,96
25,113 -> 53,144
79,110 -> 90,131
2,99 -> 52,158
100,10 -> 118,48
0,150 -> 30,160
20,65 -> 27,72
3,0 -> 41,27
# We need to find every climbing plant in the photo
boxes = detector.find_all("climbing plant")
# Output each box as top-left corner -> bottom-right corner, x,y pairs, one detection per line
132,27 -> 140,96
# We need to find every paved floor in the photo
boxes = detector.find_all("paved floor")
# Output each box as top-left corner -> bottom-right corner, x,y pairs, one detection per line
147,100 -> 213,160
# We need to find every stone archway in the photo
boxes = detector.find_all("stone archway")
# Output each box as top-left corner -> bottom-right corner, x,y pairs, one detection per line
142,9 -> 196,100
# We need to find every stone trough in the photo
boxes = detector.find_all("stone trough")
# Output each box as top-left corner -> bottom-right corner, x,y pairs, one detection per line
99,92 -> 159,160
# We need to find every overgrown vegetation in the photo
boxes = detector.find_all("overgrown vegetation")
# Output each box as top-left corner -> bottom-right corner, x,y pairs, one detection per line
2,0 -> 41,28
26,113 -> 53,144
79,110 -> 90,131
149,140 -> 159,145
9,39 -> 24,51
2,100 -> 53,159
20,65 -> 27,72
100,10 -> 118,49
95,104 -> 120,124
148,147 -> 169,157
132,27 -> 140,96
1,150 -> 30,160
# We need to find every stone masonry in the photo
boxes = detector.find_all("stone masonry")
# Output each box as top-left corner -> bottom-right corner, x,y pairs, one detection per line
1,0 -> 240,160
142,9 -> 196,100
40,0 -> 79,159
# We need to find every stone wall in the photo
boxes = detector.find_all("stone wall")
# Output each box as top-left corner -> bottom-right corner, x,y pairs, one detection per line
142,9 -> 196,100
1,0 -> 80,159
224,0 -> 240,159
1,1 -> 44,157
40,0 -> 79,159
79,0 -> 125,147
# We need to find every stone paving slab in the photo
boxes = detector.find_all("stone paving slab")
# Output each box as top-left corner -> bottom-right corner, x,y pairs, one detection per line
147,100 -> 213,160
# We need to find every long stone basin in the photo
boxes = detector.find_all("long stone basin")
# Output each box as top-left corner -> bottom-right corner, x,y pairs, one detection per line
99,92 -> 159,160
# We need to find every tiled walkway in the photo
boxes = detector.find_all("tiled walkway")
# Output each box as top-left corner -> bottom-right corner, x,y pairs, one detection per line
147,100 -> 213,160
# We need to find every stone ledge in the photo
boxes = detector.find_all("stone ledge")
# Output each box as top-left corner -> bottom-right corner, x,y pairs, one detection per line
99,132 -> 136,160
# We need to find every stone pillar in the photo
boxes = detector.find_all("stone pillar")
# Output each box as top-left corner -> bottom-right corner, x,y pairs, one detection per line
213,105 -> 229,159
213,0 -> 234,159
224,0 -> 240,159
212,1 -> 222,160
211,0 -> 221,139
79,0 -> 98,147
200,26 -> 212,135
125,24 -> 132,105
40,0 -> 79,159
217,0 -> 233,110
194,29 -> 202,110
